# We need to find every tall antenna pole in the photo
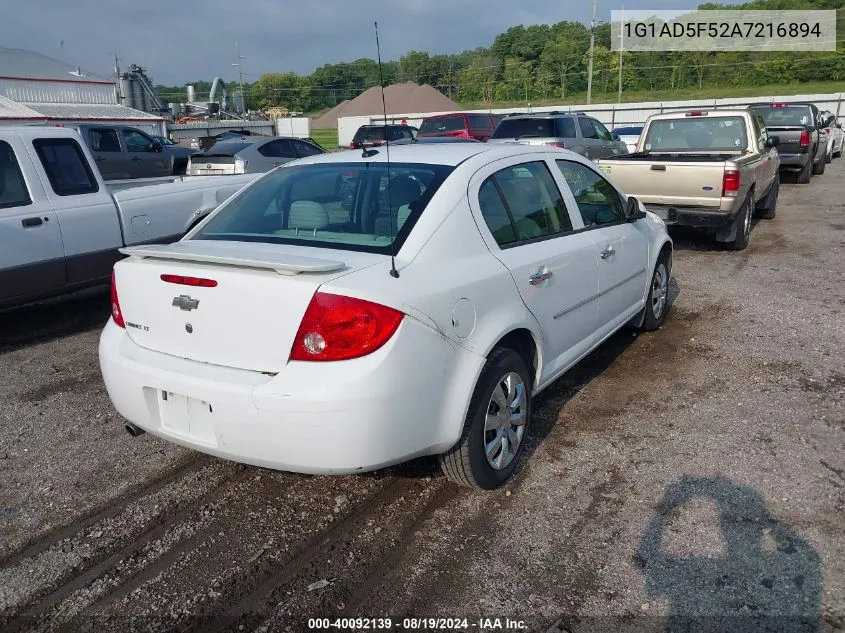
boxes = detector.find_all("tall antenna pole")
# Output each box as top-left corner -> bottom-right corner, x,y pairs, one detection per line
232,41 -> 246,112
587,0 -> 596,105
618,5 -> 624,103
113,54 -> 123,104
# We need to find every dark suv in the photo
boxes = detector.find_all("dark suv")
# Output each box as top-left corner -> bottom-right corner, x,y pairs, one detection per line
349,124 -> 418,149
488,112 -> 629,159
418,112 -> 498,142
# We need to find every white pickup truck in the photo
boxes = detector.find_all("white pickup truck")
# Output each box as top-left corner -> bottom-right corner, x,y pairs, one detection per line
0,126 -> 260,309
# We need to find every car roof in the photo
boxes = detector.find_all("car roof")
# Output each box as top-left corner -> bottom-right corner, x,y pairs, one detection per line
290,142 -> 585,168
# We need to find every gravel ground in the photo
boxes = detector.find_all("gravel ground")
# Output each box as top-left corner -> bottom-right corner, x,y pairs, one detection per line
0,160 -> 843,633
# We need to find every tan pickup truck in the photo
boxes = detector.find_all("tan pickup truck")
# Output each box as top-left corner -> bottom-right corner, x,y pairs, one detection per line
594,108 -> 780,250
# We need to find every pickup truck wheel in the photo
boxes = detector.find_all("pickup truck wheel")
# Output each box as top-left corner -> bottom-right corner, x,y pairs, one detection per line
812,155 -> 826,175
439,348 -> 531,490
755,179 -> 778,219
725,193 -> 752,251
639,254 -> 670,331
797,159 -> 812,184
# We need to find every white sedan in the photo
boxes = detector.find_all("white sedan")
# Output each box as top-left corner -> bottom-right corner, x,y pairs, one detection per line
99,143 -> 672,489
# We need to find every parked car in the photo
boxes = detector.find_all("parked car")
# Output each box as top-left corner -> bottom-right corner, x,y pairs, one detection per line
76,124 -> 194,179
612,126 -> 644,153
349,124 -> 418,149
0,126 -> 259,310
819,110 -> 844,162
100,143 -> 672,490
748,102 -> 827,183
418,112 -> 498,142
595,108 -> 780,251
489,112 -> 629,159
186,137 -> 326,175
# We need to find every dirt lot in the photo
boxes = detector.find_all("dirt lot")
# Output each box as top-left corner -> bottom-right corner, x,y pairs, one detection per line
0,159 -> 843,633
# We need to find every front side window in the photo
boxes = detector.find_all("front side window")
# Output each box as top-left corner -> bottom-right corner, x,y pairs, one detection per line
419,115 -> 466,134
88,128 -> 121,152
32,138 -> 99,196
491,118 -> 555,139
293,140 -> 324,157
556,160 -> 624,227
468,114 -> 493,130
0,141 -> 32,209
258,140 -> 296,158
477,161 -> 572,246
590,119 -> 613,141
194,162 -> 454,254
122,129 -> 154,152
579,118 -> 599,139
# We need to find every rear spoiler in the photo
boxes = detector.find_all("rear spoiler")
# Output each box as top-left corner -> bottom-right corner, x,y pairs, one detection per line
119,244 -> 346,276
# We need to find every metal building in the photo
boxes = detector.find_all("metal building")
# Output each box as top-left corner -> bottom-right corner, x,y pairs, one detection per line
0,47 -> 165,135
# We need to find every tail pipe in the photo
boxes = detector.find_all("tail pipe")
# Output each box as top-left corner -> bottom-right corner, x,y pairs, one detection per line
125,422 -> 146,437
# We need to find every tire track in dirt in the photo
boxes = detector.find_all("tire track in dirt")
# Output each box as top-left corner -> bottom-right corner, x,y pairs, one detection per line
1,460 -> 250,632
0,453 -> 210,569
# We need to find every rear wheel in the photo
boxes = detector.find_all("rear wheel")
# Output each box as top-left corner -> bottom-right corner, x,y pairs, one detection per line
724,193 -> 753,251
797,159 -> 812,184
755,178 -> 778,219
439,348 -> 531,490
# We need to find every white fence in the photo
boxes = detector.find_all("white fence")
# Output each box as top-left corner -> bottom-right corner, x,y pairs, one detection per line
336,92 -> 845,148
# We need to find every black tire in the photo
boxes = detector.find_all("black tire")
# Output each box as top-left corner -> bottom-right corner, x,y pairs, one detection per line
640,253 -> 671,331
755,178 -> 778,220
812,155 -> 826,175
439,348 -> 531,490
724,193 -> 753,251
797,159 -> 812,184
825,149 -> 832,164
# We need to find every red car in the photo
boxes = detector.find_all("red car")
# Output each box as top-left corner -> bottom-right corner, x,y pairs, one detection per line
418,112 -> 498,142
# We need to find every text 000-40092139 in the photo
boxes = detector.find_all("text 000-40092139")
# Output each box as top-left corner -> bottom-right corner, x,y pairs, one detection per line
611,9 -> 837,52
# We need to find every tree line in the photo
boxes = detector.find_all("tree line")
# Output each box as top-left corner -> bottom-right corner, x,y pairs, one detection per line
154,0 -> 845,114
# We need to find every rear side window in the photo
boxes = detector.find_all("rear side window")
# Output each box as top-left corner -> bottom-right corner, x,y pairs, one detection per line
0,141 -> 32,209
556,160 -> 624,227
468,114 -> 493,130
478,162 -> 572,246
491,118 -> 555,139
33,138 -> 99,196
87,128 -> 121,152
419,115 -> 466,135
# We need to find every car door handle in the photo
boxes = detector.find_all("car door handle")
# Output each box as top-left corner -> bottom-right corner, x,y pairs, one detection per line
600,245 -> 616,259
528,270 -> 552,285
21,217 -> 43,227
130,156 -> 141,161
94,156 -> 106,162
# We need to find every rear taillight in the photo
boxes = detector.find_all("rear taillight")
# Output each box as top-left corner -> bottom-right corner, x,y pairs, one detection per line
722,168 -> 740,197
824,127 -> 830,135
160,274 -> 218,287
111,271 -> 125,328
289,292 -> 404,362
799,130 -> 810,149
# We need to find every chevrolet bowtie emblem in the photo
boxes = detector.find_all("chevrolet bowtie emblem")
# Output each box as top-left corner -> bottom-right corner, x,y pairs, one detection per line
172,295 -> 199,311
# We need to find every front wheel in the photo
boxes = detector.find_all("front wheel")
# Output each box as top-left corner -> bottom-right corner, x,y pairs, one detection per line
639,254 -> 670,331
797,159 -> 812,184
812,155 -> 826,175
439,348 -> 531,490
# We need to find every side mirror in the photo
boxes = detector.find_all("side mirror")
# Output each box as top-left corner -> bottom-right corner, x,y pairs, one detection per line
765,136 -> 779,148
611,132 -> 620,141
148,142 -> 162,152
625,196 -> 647,221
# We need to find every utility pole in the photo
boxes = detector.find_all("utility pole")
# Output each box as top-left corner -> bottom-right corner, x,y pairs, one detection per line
232,41 -> 246,113
618,5 -> 624,103
113,54 -> 123,105
587,0 -> 596,105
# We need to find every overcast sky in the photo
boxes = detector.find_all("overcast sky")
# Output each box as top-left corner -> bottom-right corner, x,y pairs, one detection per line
1,0 -> 701,86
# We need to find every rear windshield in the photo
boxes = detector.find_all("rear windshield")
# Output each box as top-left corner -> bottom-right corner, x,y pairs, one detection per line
491,117 -> 576,139
353,127 -> 387,142
642,117 -> 748,151
750,105 -> 814,127
419,115 -> 466,135
613,126 -> 643,135
193,162 -> 454,254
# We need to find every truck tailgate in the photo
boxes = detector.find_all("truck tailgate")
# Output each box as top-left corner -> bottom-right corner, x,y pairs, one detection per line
598,157 -> 726,208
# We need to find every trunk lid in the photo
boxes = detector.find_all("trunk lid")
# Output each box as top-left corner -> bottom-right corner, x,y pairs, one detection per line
187,155 -> 237,176
763,127 -> 809,155
597,155 -> 731,207
114,240 -> 383,372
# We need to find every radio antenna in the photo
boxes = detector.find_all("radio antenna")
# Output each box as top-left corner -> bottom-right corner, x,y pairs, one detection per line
375,21 -> 399,279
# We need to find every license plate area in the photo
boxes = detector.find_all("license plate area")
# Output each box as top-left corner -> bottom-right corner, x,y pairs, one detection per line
158,390 -> 217,446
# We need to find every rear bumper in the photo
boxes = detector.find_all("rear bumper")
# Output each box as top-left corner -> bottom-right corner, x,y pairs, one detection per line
98,318 -> 484,474
645,204 -> 736,229
777,152 -> 811,169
